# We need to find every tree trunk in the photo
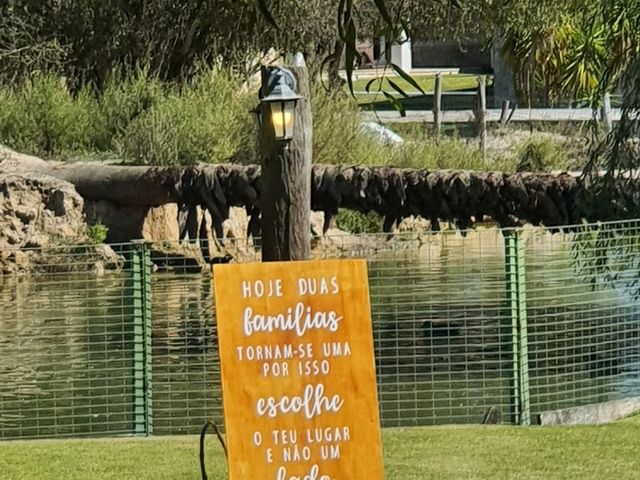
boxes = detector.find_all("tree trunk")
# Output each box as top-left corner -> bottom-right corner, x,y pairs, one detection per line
327,40 -> 345,89
491,34 -> 516,108
259,54 -> 312,261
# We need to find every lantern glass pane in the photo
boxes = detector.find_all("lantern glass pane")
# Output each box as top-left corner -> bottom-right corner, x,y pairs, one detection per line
270,102 -> 286,139
269,100 -> 297,140
283,100 -> 296,139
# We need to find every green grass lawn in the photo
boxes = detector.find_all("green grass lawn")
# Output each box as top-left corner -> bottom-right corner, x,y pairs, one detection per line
2,418 -> 639,480
351,74 -> 482,94
352,74 -> 493,111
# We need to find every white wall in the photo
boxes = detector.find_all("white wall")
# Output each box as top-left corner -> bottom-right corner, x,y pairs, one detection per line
389,31 -> 412,72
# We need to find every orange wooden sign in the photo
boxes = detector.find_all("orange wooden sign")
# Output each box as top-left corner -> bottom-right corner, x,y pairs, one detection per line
213,259 -> 383,480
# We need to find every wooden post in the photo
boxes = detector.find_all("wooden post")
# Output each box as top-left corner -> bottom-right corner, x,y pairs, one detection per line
433,73 -> 442,136
601,92 -> 612,133
477,75 -> 487,156
259,54 -> 312,262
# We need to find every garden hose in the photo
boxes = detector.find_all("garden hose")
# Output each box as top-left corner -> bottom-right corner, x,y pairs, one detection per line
199,421 -> 228,480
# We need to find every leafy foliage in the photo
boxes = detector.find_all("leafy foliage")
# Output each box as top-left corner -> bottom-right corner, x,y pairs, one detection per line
86,224 -> 109,245
1,69 -> 554,170
0,73 -> 101,157
563,2 -> 640,297
336,209 -> 383,234
0,7 -> 66,83
2,0 -> 633,110
570,222 -> 640,300
312,86 -> 507,170
0,0 -> 370,87
0,67 -> 255,163
516,136 -> 580,173
94,67 -> 166,151
496,0 -> 640,106
581,0 -> 640,221
119,67 -> 255,165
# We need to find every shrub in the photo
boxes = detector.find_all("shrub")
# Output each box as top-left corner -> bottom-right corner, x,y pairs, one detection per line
0,66 -> 255,164
336,209 -> 383,234
85,223 -> 109,244
312,88 -> 499,170
0,73 -> 100,158
392,135 -> 490,170
515,136 -> 576,172
0,70 -> 587,172
0,87 -> 17,144
95,67 -> 166,151
312,86 -> 380,165
119,66 -> 255,165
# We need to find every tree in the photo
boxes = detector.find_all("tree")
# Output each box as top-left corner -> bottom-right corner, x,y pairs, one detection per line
582,0 -> 640,220
0,0 -> 376,88
0,6 -> 65,83
362,1 -> 631,109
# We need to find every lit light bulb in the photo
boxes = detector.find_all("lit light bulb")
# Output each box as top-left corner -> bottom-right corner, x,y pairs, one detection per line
272,110 -> 293,127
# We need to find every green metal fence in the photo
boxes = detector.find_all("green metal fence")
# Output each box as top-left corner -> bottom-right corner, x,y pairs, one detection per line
0,244 -> 140,438
1,221 -> 639,440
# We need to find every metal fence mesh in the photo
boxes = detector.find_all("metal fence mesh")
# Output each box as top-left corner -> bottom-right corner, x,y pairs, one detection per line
525,221 -> 640,414
1,222 -> 640,440
331,231 -> 513,427
151,273 -> 221,434
0,244 -> 138,439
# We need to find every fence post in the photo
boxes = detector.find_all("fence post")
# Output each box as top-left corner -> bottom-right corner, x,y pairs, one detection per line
601,92 -> 612,133
476,75 -> 487,157
433,72 -> 442,137
504,231 -> 531,426
131,241 -> 153,436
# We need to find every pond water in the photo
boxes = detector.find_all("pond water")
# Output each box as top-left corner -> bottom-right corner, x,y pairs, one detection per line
1,229 -> 639,439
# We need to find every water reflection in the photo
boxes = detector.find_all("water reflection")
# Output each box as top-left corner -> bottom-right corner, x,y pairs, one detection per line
0,275 -> 135,438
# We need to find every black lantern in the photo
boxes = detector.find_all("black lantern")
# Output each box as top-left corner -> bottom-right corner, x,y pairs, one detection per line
260,67 -> 301,141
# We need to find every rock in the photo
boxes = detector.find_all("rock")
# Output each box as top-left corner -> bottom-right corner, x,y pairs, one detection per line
148,242 -> 205,273
24,235 -> 48,249
310,211 -> 326,237
90,244 -> 124,271
84,200 -> 146,243
85,201 -> 180,243
8,243 -> 126,275
92,261 -> 106,276
12,251 -> 29,270
0,173 -> 125,274
398,216 -> 431,232
0,145 -> 48,172
0,173 -> 86,250
142,204 -> 179,241
223,207 -> 250,240
45,189 -> 69,216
